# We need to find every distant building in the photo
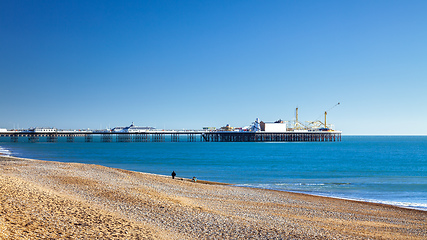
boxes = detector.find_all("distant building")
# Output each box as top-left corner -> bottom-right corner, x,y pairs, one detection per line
28,127 -> 57,133
260,119 -> 287,133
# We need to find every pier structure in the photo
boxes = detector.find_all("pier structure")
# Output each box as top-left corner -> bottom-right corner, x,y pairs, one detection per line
201,131 -> 341,142
0,131 -> 341,143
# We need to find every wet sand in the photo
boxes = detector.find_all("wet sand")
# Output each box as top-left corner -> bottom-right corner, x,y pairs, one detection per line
0,156 -> 426,239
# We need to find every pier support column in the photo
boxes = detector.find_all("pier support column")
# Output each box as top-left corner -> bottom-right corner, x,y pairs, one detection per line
67,134 -> 74,142
171,134 -> 179,142
117,134 -> 131,142
11,135 -> 19,142
47,134 -> 58,142
187,134 -> 196,142
85,134 -> 93,142
201,134 -> 208,142
134,134 -> 148,142
152,134 -> 164,142
101,134 -> 112,142
28,135 -> 38,143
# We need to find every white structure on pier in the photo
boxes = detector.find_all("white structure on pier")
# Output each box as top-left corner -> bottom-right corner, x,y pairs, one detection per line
28,127 -> 57,133
250,118 -> 262,132
260,119 -> 288,133
112,122 -> 155,133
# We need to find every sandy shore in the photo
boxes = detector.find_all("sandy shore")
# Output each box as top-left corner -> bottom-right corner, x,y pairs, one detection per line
0,156 -> 426,239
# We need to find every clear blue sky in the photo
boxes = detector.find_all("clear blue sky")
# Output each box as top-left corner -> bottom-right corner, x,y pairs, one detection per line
1,0 -> 426,134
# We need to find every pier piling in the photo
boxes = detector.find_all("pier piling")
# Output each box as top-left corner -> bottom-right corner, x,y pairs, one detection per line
47,134 -> 58,142
85,134 -> 93,142
28,135 -> 38,143
134,134 -> 148,142
171,134 -> 179,142
101,134 -> 112,142
67,134 -> 74,142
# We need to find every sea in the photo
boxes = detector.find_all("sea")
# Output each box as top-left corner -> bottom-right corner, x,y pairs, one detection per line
1,135 -> 426,211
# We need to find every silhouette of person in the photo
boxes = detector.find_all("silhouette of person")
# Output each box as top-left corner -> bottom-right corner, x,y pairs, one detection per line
171,171 -> 176,179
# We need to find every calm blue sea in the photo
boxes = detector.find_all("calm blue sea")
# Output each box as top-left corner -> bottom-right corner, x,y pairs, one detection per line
1,136 -> 426,210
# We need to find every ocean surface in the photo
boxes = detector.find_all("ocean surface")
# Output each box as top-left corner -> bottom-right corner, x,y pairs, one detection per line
1,136 -> 426,211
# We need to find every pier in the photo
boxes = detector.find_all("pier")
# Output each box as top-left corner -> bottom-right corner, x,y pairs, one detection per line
0,131 -> 341,143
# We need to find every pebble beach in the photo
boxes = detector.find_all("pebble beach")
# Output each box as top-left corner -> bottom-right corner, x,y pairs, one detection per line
0,155 -> 426,239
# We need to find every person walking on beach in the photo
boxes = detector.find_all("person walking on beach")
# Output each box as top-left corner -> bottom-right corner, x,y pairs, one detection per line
171,171 -> 176,179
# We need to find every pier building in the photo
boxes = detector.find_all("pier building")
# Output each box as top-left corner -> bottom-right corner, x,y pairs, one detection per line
260,119 -> 287,132
27,127 -> 57,133
111,122 -> 155,133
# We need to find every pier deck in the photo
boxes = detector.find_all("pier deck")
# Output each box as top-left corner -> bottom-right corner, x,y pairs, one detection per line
0,131 -> 341,143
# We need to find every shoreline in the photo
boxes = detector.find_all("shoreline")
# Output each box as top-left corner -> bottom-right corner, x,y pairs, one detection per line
3,151 -> 427,212
3,154 -> 427,212
1,155 -> 426,239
